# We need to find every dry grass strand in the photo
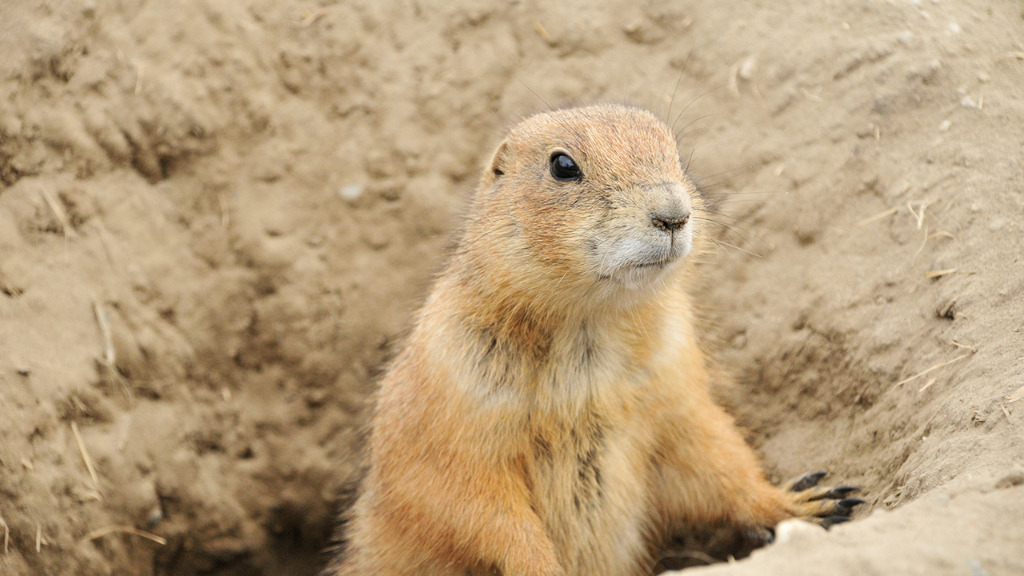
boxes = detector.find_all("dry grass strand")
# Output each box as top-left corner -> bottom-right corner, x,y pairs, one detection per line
895,353 -> 971,387
71,422 -> 102,497
856,206 -> 899,227
83,525 -> 167,546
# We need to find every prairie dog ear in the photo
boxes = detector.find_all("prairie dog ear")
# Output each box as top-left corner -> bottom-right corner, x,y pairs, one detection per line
481,140 -> 509,187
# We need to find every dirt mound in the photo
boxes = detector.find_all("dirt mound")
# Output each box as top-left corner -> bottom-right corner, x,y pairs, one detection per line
1,1 -> 1021,575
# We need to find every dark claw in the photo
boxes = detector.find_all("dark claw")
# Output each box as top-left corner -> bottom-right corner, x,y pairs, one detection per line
808,485 -> 861,501
836,498 -> 867,513
744,526 -> 775,545
790,471 -> 827,492
820,515 -> 851,529
823,486 -> 860,499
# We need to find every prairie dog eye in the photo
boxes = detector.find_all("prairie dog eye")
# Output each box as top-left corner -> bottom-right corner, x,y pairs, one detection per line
549,152 -> 582,182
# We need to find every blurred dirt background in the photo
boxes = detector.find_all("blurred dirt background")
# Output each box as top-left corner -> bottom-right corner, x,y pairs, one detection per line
1,1 -> 1022,575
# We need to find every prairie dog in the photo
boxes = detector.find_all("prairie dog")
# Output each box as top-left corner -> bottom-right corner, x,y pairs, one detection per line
328,104 -> 859,576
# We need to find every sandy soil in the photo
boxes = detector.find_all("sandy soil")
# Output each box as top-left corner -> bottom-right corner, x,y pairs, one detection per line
1,1 -> 1022,575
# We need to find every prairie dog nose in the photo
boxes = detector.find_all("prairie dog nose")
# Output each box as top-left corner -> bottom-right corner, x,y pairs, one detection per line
647,182 -> 692,233
651,211 -> 690,232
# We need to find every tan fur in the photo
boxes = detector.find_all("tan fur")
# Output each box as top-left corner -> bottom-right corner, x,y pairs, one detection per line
329,104 -> 825,576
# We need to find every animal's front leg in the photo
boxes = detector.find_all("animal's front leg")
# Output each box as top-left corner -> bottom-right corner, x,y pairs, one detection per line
383,454 -> 565,576
649,399 -> 862,538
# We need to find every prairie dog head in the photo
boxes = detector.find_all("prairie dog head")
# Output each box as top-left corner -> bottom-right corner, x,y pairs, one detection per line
461,104 -> 702,310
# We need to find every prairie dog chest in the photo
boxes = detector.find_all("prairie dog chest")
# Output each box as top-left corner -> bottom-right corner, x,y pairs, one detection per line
467,313 -> 668,572
523,323 -> 654,573
526,414 -> 649,575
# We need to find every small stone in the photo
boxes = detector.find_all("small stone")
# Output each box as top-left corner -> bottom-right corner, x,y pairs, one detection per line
774,518 -> 821,544
622,20 -> 643,36
738,57 -> 757,80
338,184 -> 364,201
939,119 -> 952,132
622,19 -> 663,44
146,505 -> 164,528
730,333 -> 747,349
